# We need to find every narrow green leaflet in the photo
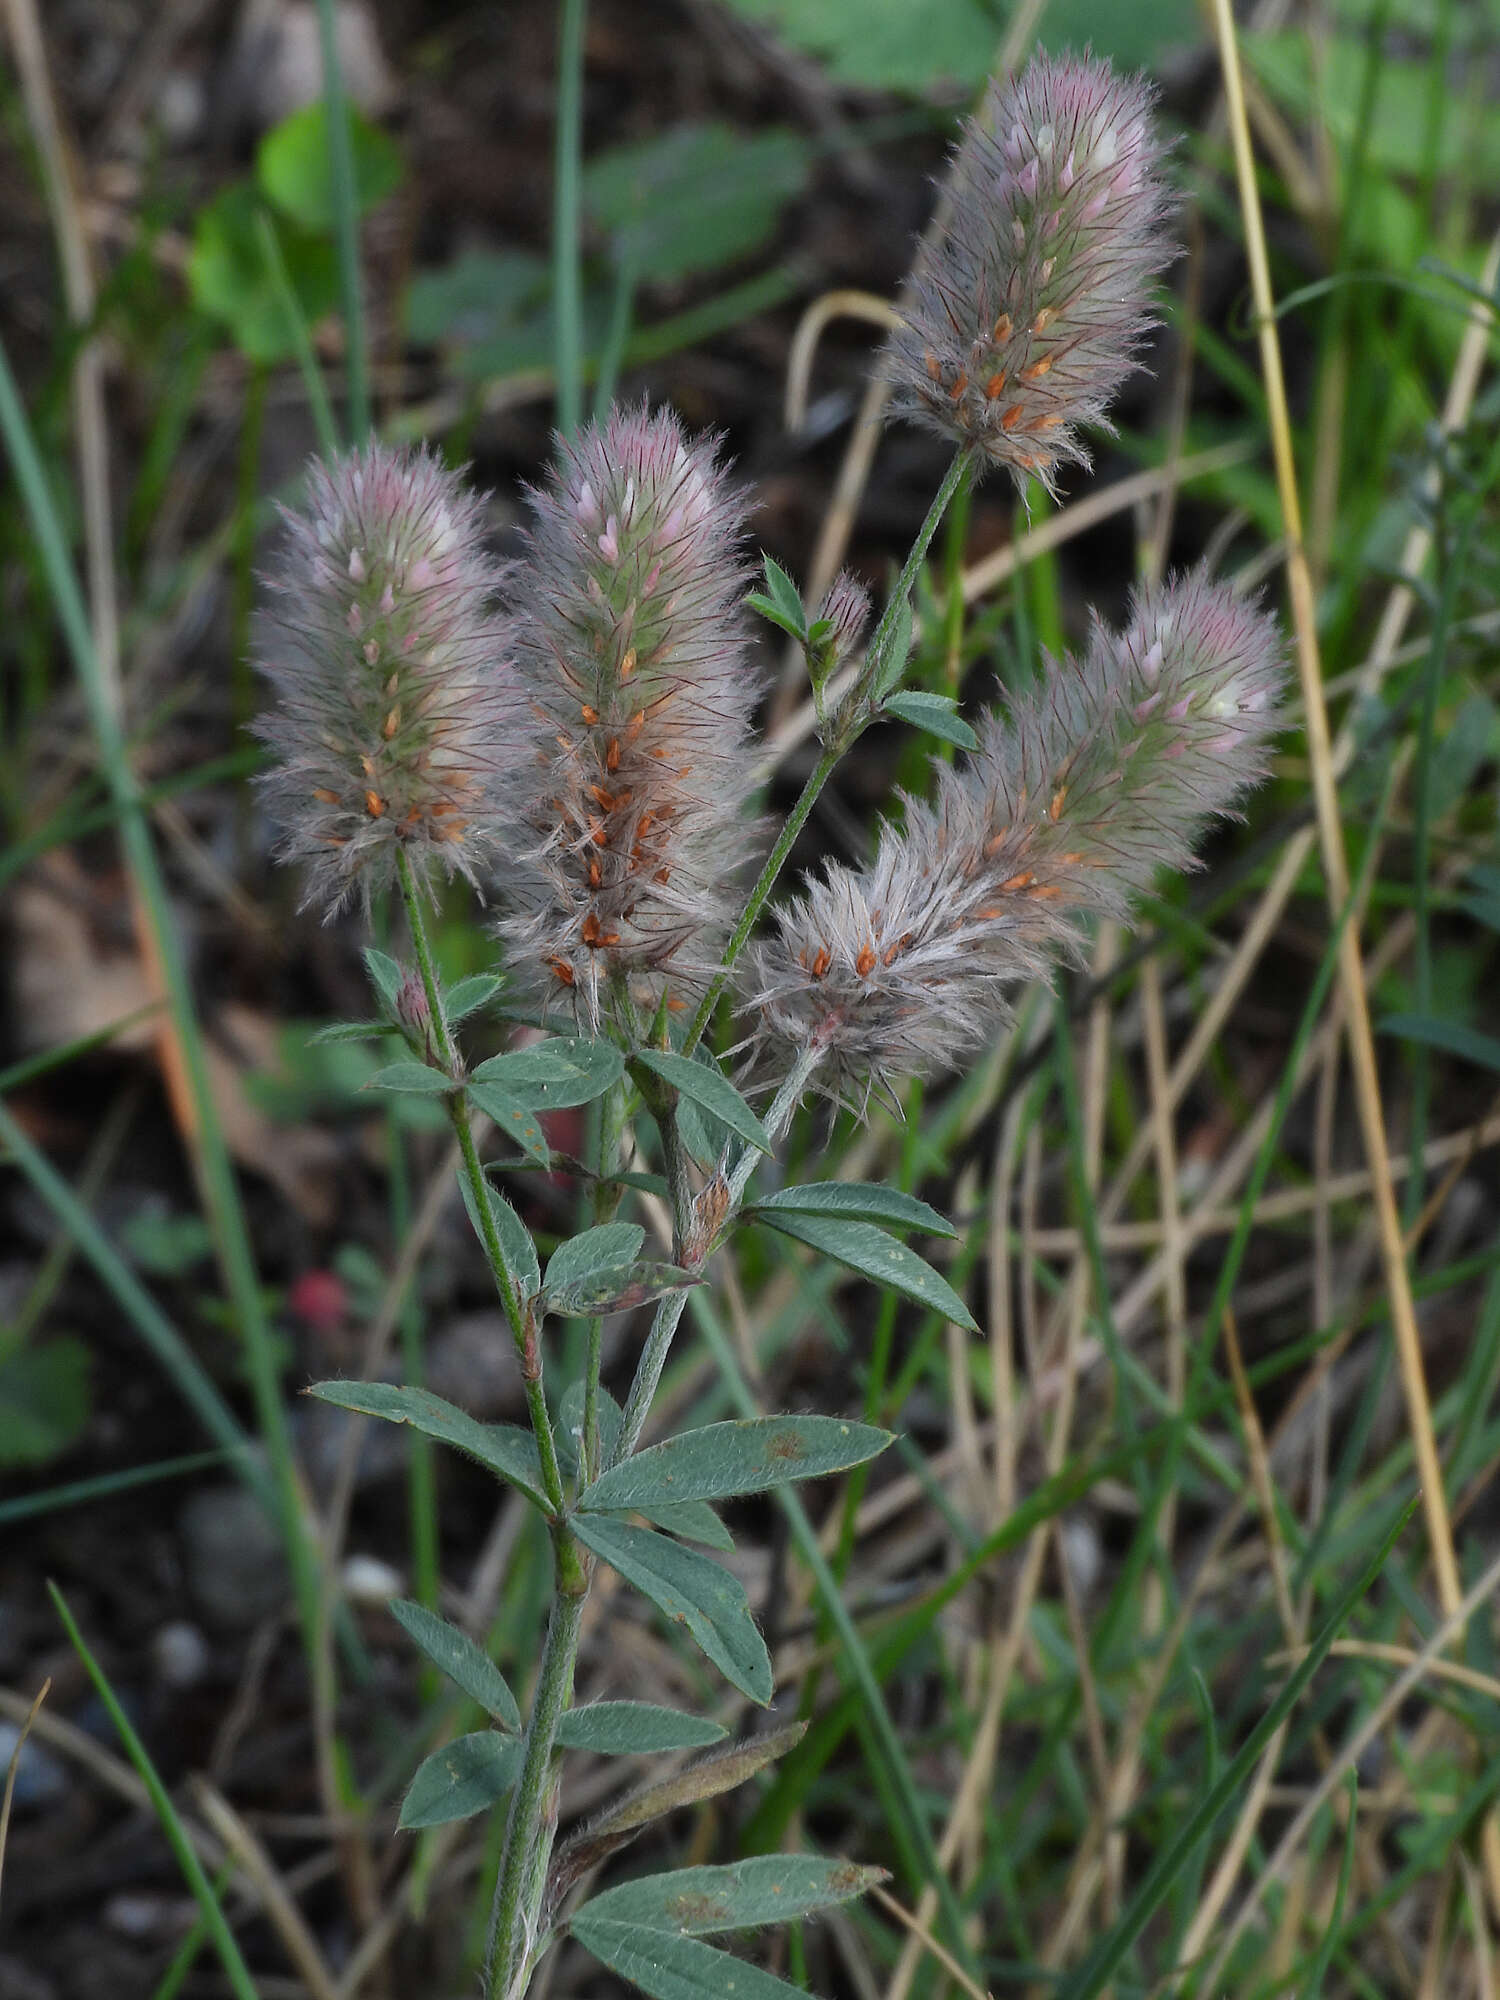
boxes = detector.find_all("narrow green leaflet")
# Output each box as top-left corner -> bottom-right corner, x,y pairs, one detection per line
308,1019 -> 391,1045
640,1500 -> 734,1551
571,1515 -> 772,1704
456,1171 -> 540,1300
749,1180 -> 956,1237
465,1082 -> 553,1167
580,1416 -> 892,1511
873,592 -> 914,697
757,1212 -> 977,1332
746,555 -> 806,640
362,946 -> 403,1014
542,1261 -> 699,1321
364,1060 -> 452,1096
558,1379 -> 623,1472
388,1599 -> 521,1731
570,1921 -> 809,2000
545,1222 -> 647,1296
882,689 -> 978,751
305,1381 -> 551,1512
398,1731 -> 520,1830
473,1035 -> 626,1109
444,972 -> 504,1023
573,1855 -> 886,1935
634,1048 -> 771,1153
555,1703 -> 728,1754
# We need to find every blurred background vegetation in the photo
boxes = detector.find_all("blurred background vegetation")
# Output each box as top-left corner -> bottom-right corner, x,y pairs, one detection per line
5,1 -> 1500,1996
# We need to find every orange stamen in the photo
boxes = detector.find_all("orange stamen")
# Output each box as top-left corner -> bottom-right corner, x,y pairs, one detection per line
1000,403 -> 1026,430
364,790 -> 386,818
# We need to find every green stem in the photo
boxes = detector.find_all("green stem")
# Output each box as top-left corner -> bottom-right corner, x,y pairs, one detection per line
393,848 -> 568,1517
582,1074 -> 628,1479
612,1042 -> 824,1466
681,448 -> 970,1057
485,1578 -> 587,1999
552,0 -> 588,437
313,0 -> 369,440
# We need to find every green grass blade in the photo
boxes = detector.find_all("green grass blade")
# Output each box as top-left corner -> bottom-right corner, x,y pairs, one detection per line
313,0 -> 368,438
1055,1499 -> 1416,2000
49,1584 -> 261,2000
0,1449 -> 229,1529
552,0 -> 588,433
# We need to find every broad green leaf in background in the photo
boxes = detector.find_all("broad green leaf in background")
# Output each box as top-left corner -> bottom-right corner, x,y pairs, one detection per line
720,0 -> 1200,91
555,1703 -> 729,1754
634,1048 -> 771,1153
388,1599 -> 522,1731
456,1171 -> 541,1301
1379,1012 -> 1500,1075
580,1415 -> 892,1511
748,1180 -> 956,1236
572,1855 -> 886,1935
404,248 -> 550,348
883,689 -> 979,751
256,102 -> 404,233
583,125 -> 810,284
398,1730 -> 521,1829
757,1212 -> 978,1331
187,186 -> 336,365
570,1921 -> 811,2000
0,1338 -> 92,1469
305,1381 -> 552,1511
572,1515 -> 773,1704
544,1223 -> 647,1296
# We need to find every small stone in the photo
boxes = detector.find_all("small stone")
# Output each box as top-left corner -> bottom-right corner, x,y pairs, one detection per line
341,1554 -> 402,1605
179,1485 -> 288,1629
152,1620 -> 211,1691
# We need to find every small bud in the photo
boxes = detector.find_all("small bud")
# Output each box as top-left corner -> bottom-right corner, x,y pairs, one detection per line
740,568 -> 1284,1107
395,968 -> 432,1044
495,405 -> 763,1027
254,444 -> 518,913
883,51 -> 1176,494
808,569 -> 872,695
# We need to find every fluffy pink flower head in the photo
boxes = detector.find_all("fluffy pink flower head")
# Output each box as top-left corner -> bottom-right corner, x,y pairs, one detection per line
497,405 -> 762,1027
885,50 -> 1175,494
741,570 -> 1284,1108
254,443 -> 516,913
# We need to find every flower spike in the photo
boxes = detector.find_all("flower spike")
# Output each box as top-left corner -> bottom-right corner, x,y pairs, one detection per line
884,50 -> 1176,493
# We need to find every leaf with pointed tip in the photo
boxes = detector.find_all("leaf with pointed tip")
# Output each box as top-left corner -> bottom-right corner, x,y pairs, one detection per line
456,1171 -> 540,1301
444,973 -> 504,1024
571,1516 -> 772,1704
557,1380 -> 623,1474
465,1082 -> 553,1167
545,1223 -> 647,1296
398,1731 -> 520,1829
388,1600 -> 520,1731
542,1260 -> 700,1320
581,1416 -> 891,1511
761,555 -> 806,632
749,1181 -> 956,1237
757,1212 -> 977,1332
573,1855 -> 887,1935
548,1725 -> 805,1908
883,689 -> 978,750
362,946 -> 402,1014
305,1381 -> 551,1511
364,1060 -> 452,1096
634,1049 -> 771,1154
308,1019 -> 391,1045
570,1921 -> 810,2000
473,1036 -> 626,1109
555,1703 -> 728,1755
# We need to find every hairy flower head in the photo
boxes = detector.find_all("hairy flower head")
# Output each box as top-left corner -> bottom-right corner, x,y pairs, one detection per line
741,570 -> 1284,1106
254,443 -> 516,913
884,50 -> 1175,493
496,404 -> 762,1026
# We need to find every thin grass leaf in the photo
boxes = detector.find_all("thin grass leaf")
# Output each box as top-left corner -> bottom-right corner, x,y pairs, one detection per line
49,1586 -> 259,2000
1379,1011 -> 1500,1074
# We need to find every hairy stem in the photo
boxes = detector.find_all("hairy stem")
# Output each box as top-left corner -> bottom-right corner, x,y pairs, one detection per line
394,847 -> 567,1516
611,1041 -> 825,1465
681,448 -> 970,1057
484,1574 -> 587,1999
